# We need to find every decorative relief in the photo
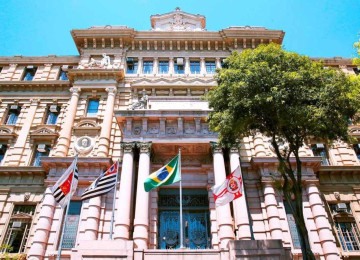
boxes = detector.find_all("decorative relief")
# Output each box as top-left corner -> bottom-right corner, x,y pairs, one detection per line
77,53 -> 121,69
166,127 -> 177,135
210,142 -> 223,154
137,142 -> 152,154
121,142 -> 136,153
128,93 -> 148,110
148,124 -> 159,134
74,136 -> 94,155
133,126 -> 142,136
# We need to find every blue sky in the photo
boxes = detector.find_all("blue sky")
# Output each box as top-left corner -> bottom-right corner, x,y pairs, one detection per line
0,0 -> 359,58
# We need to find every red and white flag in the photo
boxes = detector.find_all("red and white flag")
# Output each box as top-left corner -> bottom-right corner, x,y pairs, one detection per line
211,165 -> 242,206
51,158 -> 78,208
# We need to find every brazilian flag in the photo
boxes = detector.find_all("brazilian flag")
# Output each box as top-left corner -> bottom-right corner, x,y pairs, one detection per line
144,155 -> 180,192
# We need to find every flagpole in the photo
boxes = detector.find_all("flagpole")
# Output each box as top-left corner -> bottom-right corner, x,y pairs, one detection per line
56,155 -> 78,260
179,148 -> 185,249
109,161 -> 119,240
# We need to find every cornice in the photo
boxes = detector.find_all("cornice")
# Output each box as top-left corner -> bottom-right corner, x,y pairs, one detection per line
130,77 -> 217,87
68,68 -> 124,83
41,157 -> 112,172
115,109 -> 211,120
0,80 -> 71,88
0,166 -> 46,175
0,56 -> 79,65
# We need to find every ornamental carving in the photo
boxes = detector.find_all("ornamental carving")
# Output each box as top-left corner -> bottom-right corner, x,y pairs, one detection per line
121,142 -> 136,153
210,142 -> 223,154
148,126 -> 159,134
133,126 -> 142,135
74,136 -> 94,155
137,142 -> 152,154
77,53 -> 121,69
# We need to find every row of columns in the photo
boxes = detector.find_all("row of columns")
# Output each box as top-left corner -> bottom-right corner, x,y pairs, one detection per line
55,87 -> 117,157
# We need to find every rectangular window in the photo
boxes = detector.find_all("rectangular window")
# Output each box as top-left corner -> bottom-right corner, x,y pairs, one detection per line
353,144 -> 360,161
174,58 -> 184,74
158,61 -> 169,74
126,58 -> 138,74
61,201 -> 82,249
311,143 -> 330,165
32,144 -> 50,166
46,105 -> 60,125
143,61 -> 153,74
86,99 -> 99,117
205,61 -> 216,74
59,66 -> 72,80
0,144 -> 7,165
2,205 -> 36,253
22,66 -> 37,81
284,201 -> 301,249
336,222 -> 360,251
6,105 -> 21,125
190,61 -> 201,74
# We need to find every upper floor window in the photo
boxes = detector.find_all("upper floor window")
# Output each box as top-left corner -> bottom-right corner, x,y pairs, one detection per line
6,105 -> 21,125
0,144 -> 7,165
46,105 -> 60,125
174,58 -> 184,74
353,144 -> 360,161
126,58 -> 138,74
159,61 -> 169,74
205,61 -> 216,74
284,201 -> 301,249
143,61 -> 153,74
2,205 -> 36,253
59,66 -> 72,80
22,66 -> 37,81
311,143 -> 330,165
61,201 -> 82,249
190,60 -> 201,74
87,99 -> 99,117
32,144 -> 50,166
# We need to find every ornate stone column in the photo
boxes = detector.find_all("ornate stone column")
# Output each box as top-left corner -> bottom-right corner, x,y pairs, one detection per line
210,142 -> 235,249
263,181 -> 283,239
9,98 -> 39,166
137,57 -> 143,75
185,57 -> 190,75
215,58 -> 221,69
55,87 -> 81,157
229,145 -> 251,240
83,196 -> 101,240
153,57 -> 158,75
133,142 -> 152,249
200,57 -> 206,75
98,87 -> 117,157
169,57 -> 174,75
114,142 -> 136,240
307,182 -> 339,259
28,188 -> 56,260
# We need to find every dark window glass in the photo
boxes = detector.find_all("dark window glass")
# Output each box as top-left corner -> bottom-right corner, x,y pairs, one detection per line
159,61 -> 169,74
284,201 -> 301,249
32,145 -> 50,166
127,58 -> 138,74
0,145 -> 7,164
205,61 -> 216,74
87,99 -> 99,116
311,144 -> 329,165
23,67 -> 37,81
61,201 -> 82,249
190,61 -> 201,74
6,106 -> 21,125
143,61 -> 153,74
336,222 -> 360,251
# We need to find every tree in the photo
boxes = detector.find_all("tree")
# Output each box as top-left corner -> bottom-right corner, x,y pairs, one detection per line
354,39 -> 360,66
207,43 -> 360,260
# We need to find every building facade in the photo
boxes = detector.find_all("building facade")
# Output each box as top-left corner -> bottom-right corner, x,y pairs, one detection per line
0,8 -> 359,260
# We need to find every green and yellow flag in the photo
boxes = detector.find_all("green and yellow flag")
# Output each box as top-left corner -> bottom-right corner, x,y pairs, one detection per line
144,155 -> 180,192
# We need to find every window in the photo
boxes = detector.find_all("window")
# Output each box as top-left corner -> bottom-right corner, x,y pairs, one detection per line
22,66 -> 37,81
60,201 -> 82,249
86,99 -> 99,117
311,143 -> 329,165
158,189 -> 211,249
354,68 -> 359,75
2,205 -> 36,253
190,61 -> 201,74
59,66 -> 72,80
205,61 -> 216,74
126,58 -> 138,74
143,61 -> 153,74
336,222 -> 360,251
284,201 -> 301,249
46,105 -> 60,125
353,144 -> 360,160
174,58 -> 184,74
159,61 -> 169,74
0,144 -> 7,165
32,144 -> 50,166
6,105 -> 21,125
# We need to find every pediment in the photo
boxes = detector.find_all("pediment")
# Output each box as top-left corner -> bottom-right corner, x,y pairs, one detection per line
12,212 -> 33,220
0,126 -> 17,143
29,126 -> 59,144
31,127 -> 57,135
73,119 -> 101,136
131,77 -> 217,87
151,8 -> 206,31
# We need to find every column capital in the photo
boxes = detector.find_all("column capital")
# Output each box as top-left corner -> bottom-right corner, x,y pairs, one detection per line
121,142 -> 136,154
70,87 -> 81,94
210,142 -> 223,154
230,142 -> 241,154
137,142 -> 152,154
105,87 -> 117,94
30,98 -> 40,105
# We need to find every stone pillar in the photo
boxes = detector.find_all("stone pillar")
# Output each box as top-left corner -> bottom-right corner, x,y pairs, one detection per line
114,142 -> 136,240
307,182 -> 339,259
253,133 -> 266,156
185,57 -> 190,75
137,57 -> 143,75
83,196 -> 101,240
210,142 -> 235,249
98,87 -> 117,157
169,58 -> 174,75
153,57 -> 158,75
177,118 -> 183,135
215,58 -> 221,69
263,182 -> 283,240
229,146 -> 251,240
9,98 -> 39,166
55,87 -> 81,157
28,188 -> 56,260
133,142 -> 152,249
200,57 -> 206,75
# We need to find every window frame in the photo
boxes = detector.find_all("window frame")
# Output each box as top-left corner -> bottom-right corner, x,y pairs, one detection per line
22,66 -> 37,81
158,60 -> 169,74
5,106 -> 21,125
142,60 -> 153,74
86,99 -> 100,117
189,60 -> 201,74
126,58 -> 138,74
311,143 -> 330,165
32,144 -> 50,167
205,60 -> 216,74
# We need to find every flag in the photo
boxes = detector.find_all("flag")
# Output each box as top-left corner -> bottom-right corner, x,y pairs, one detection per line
211,165 -> 242,206
144,155 -> 180,192
51,158 -> 78,208
81,161 -> 119,200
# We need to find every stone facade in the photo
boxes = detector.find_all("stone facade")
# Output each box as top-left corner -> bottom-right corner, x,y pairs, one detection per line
0,8 -> 358,260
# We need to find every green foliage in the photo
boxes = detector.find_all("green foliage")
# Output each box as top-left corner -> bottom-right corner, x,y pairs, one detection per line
0,245 -> 26,260
354,40 -> 360,66
208,43 -> 359,147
